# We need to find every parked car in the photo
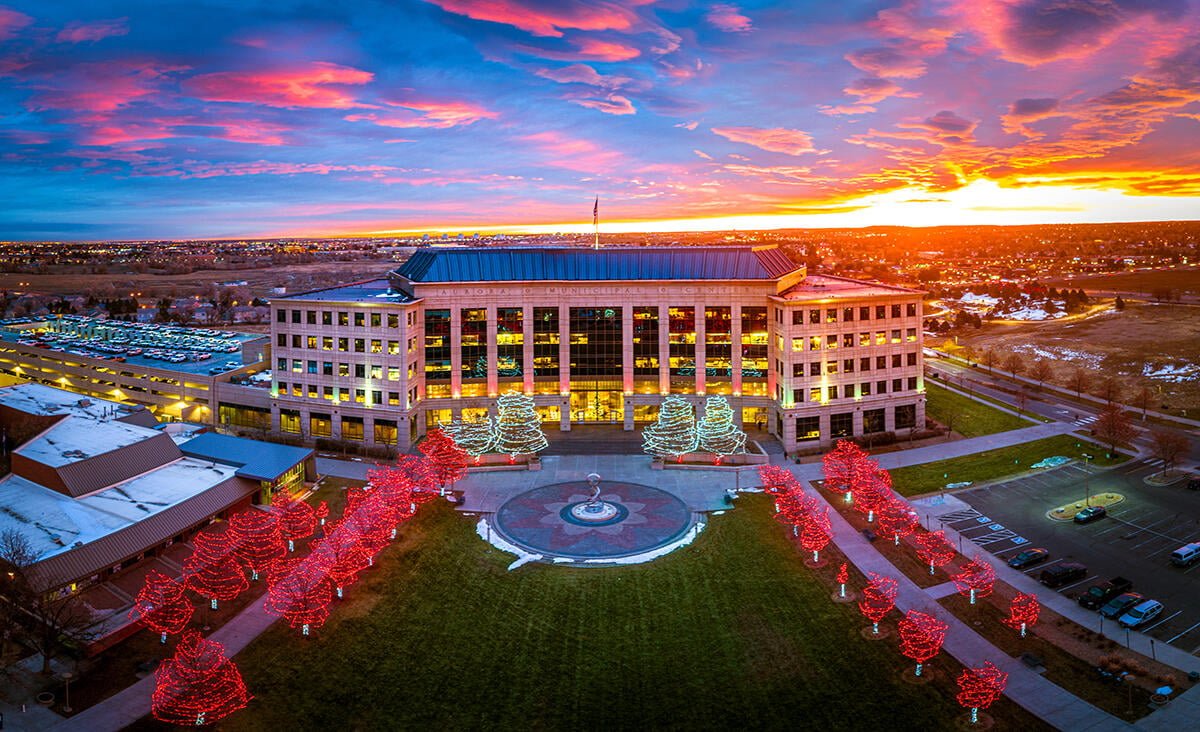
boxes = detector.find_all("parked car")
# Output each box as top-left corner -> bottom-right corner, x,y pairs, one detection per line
1118,599 -> 1164,628
1074,505 -> 1107,524
1169,543 -> 1200,567
1078,577 -> 1133,610
1007,548 -> 1050,569
1187,475 -> 1200,491
1040,562 -> 1088,588
1100,592 -> 1144,619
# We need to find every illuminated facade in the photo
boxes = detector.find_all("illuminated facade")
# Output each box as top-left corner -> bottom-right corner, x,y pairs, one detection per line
264,246 -> 924,453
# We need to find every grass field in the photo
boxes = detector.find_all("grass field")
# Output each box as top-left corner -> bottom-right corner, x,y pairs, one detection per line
208,498 -> 1048,731
923,381 -> 1031,437
889,434 -> 1125,497
1055,268 -> 1200,297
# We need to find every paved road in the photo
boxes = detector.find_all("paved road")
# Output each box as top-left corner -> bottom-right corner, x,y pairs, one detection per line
950,459 -> 1200,655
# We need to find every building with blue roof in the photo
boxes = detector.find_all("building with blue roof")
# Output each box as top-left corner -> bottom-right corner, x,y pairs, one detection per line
237,245 -> 924,455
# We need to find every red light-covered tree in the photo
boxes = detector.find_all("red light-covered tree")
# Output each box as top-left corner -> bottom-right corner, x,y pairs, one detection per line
1002,593 -> 1040,638
274,498 -> 316,552
914,530 -> 956,575
183,528 -> 248,610
758,464 -> 796,496
852,466 -> 893,523
419,427 -> 469,495
898,610 -> 949,676
953,555 -> 996,605
774,490 -> 815,536
129,570 -> 194,643
314,500 -> 329,528
822,440 -> 871,504
151,629 -> 251,726
877,497 -> 919,545
345,485 -> 370,515
230,508 -> 287,581
367,466 -> 414,529
836,562 -> 849,599
801,505 -> 832,562
858,572 -> 899,634
312,520 -> 371,598
263,555 -> 334,636
399,454 -> 441,506
956,661 -> 1008,725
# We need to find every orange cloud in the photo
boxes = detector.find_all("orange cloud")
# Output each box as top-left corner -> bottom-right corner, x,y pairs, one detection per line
346,98 -> 497,128
424,0 -> 639,38
710,126 -> 817,155
186,62 -> 373,109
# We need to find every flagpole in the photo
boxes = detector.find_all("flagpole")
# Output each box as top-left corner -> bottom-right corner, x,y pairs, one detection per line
593,196 -> 599,250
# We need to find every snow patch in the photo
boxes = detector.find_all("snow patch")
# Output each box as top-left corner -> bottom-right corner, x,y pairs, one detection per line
944,481 -> 973,490
1142,362 -> 1199,383
958,292 -> 998,306
475,518 -> 543,570
999,306 -> 1067,321
1013,345 -> 1103,368
581,521 -> 707,565
1031,456 -> 1071,469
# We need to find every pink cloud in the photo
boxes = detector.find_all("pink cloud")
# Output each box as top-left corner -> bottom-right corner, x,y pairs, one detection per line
136,161 -> 398,180
575,38 -> 641,61
26,61 -> 185,113
346,98 -> 497,129
706,4 -> 753,33
185,62 -> 373,109
423,0 -> 640,38
820,103 -> 877,116
0,6 -> 32,41
844,47 -> 926,79
534,63 -> 629,88
710,126 -> 817,155
569,94 -> 635,115
56,18 -> 129,44
843,76 -> 905,104
522,130 -> 623,171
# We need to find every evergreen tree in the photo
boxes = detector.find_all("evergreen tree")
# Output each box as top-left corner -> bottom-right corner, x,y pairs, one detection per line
642,395 -> 698,458
697,395 -> 747,456
492,391 -> 548,457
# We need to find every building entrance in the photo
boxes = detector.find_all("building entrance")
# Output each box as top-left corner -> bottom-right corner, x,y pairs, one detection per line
569,390 -> 623,423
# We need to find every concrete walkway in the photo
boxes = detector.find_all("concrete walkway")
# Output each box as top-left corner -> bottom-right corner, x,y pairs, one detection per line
49,594 -> 279,732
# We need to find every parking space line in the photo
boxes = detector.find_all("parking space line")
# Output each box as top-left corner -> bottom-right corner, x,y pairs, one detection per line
1024,558 -> 1063,573
1183,562 -> 1200,574
1124,516 -> 1179,536
1142,610 -> 1182,633
992,545 -> 1029,557
1166,620 -> 1200,644
1057,575 -> 1097,592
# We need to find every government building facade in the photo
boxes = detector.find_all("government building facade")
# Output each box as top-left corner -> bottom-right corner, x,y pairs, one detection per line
262,245 -> 925,454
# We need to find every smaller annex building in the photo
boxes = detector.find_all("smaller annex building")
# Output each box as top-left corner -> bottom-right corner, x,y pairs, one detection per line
0,383 -> 314,596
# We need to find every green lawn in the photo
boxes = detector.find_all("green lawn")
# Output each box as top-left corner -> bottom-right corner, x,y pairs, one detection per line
923,381 -> 1032,437
890,434 -> 1126,497
216,498 -> 1046,731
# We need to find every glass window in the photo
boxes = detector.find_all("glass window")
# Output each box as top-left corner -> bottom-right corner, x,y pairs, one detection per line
740,306 -> 768,379
668,306 -> 695,385
633,306 -> 659,376
906,303 -> 917,317
859,332 -> 871,347
842,307 -> 854,322
370,312 -> 381,328
796,416 -> 820,441
810,362 -> 821,376
864,408 -> 885,434
424,309 -> 451,381
306,310 -> 316,325
388,313 -> 399,328
341,416 -> 364,441
571,306 -> 623,377
338,312 -> 349,326
461,308 -> 489,380
374,419 -> 398,445
322,311 -> 332,325
891,304 -> 902,318
533,307 -> 559,378
895,404 -> 916,429
705,306 -> 732,379
310,413 -> 332,438
860,382 -> 871,396
276,309 -> 286,323
826,309 -> 838,323
354,312 -> 364,327
497,307 -> 523,381
280,409 -> 300,434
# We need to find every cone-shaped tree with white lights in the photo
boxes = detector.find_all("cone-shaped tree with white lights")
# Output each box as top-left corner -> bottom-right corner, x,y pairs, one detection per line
492,390 -> 548,458
440,416 -> 496,458
642,395 -> 698,459
697,395 -> 747,457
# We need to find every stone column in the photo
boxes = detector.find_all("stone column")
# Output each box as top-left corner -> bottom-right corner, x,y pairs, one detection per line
694,303 -> 706,394
852,407 -> 864,437
450,307 -> 462,397
621,306 -> 634,394
522,307 -> 534,394
558,306 -> 570,396
486,306 -> 498,396
657,304 -> 670,395
730,304 -> 743,396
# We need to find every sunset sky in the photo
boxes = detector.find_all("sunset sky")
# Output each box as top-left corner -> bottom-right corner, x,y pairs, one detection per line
1,0 -> 1198,240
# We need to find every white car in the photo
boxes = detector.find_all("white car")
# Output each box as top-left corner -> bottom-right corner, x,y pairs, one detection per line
1118,599 -> 1164,628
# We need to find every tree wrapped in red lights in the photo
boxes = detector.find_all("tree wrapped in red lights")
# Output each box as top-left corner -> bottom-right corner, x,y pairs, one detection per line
367,466 -> 415,529
836,563 -> 849,599
800,505 -> 832,563
953,554 -> 996,605
914,530 -> 956,575
858,572 -> 898,635
318,526 -> 371,598
956,661 -> 1008,725
898,610 -> 949,676
852,466 -> 893,523
129,569 -> 194,643
183,527 -> 248,610
314,500 -> 329,528
1002,592 -> 1040,638
274,497 -> 316,552
399,454 -> 442,507
263,555 -> 335,636
877,497 -> 919,545
758,464 -> 796,496
343,497 -> 395,562
345,485 -> 371,515
774,490 -> 816,536
230,508 -> 287,581
419,427 -> 469,495
822,439 -> 872,504
151,629 -> 251,726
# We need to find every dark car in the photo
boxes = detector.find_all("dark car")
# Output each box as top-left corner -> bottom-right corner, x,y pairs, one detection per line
1100,592 -> 1144,619
1007,548 -> 1050,569
1078,577 -> 1133,610
1074,506 -> 1107,524
1187,476 -> 1200,491
1040,562 -> 1088,588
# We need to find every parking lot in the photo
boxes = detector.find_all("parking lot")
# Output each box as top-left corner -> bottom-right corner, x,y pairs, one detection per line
936,459 -> 1200,655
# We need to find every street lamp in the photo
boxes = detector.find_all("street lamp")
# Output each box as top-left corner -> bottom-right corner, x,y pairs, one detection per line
61,671 -> 74,714
1081,453 -> 1093,506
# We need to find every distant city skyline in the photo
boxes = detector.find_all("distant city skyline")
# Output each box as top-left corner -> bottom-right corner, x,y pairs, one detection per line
0,1 -> 1198,240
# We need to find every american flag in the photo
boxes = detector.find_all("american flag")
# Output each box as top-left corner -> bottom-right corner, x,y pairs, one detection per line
593,197 -> 598,226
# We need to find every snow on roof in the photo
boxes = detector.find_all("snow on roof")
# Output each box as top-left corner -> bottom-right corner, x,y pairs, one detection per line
16,418 -> 158,468
0,457 -> 240,564
0,382 -> 131,420
779,273 -> 921,301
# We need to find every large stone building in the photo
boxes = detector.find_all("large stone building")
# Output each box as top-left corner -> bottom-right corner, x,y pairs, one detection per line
247,246 -> 925,454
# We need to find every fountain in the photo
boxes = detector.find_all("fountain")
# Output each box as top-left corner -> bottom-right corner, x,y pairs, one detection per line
568,473 -> 622,523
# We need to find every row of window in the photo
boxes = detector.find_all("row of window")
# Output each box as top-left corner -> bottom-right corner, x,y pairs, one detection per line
789,377 -> 919,404
792,352 -> 919,377
276,359 -> 418,380
276,333 -> 418,355
795,404 -> 917,441
278,409 -> 401,444
786,328 -> 918,351
275,382 -> 417,408
277,308 -> 416,329
778,302 -> 918,326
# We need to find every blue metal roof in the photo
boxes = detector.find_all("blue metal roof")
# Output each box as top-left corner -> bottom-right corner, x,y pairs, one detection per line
393,246 -> 800,283
180,432 -> 312,482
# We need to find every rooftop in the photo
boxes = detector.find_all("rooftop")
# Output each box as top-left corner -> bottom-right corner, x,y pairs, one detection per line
16,419 -> 159,468
283,278 -> 414,304
0,382 -> 141,421
180,431 -> 313,481
391,246 -> 802,284
778,273 -> 922,301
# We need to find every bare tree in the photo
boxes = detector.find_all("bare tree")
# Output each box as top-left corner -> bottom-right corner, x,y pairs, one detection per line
1149,429 -> 1188,478
981,347 -> 999,374
0,529 -> 95,674
959,345 -> 977,366
1028,359 -> 1054,389
1092,404 -> 1135,457
1003,352 -> 1026,379
1097,375 -> 1124,405
1130,384 -> 1154,421
1065,366 -> 1090,398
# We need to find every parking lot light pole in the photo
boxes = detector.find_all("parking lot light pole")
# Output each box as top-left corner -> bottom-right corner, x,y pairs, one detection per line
1081,454 -> 1093,506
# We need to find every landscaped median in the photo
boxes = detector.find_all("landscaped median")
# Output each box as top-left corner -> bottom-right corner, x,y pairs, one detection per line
888,434 -> 1127,497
